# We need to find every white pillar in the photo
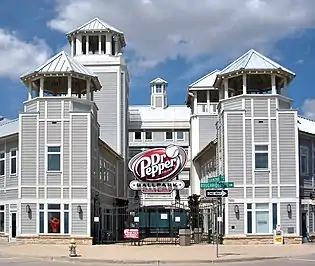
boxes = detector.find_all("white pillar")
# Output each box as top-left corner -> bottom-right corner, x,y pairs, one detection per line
86,79 -> 91,100
242,74 -> 247,95
39,78 -> 44,97
71,38 -> 74,56
206,90 -> 210,113
271,74 -> 276,94
106,33 -> 112,55
76,36 -> 82,55
283,78 -> 288,97
193,91 -> 197,114
86,36 -> 89,55
98,34 -> 102,54
224,79 -> 229,99
67,76 -> 72,96
28,81 -> 32,100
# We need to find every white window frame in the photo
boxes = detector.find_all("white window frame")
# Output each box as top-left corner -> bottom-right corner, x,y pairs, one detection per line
300,146 -> 309,176
155,84 -> 162,93
254,143 -> 269,171
46,145 -> 62,172
0,151 -> 5,176
176,131 -> 185,141
134,131 -> 142,141
165,131 -> 173,141
99,158 -> 103,180
144,131 -> 152,141
39,203 -> 70,235
9,149 -> 17,176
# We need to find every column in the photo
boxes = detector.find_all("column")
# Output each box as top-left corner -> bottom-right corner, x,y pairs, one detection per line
271,74 -> 276,94
106,33 -> 112,55
28,81 -> 32,100
76,36 -> 82,55
98,34 -> 102,54
242,74 -> 247,95
193,92 -> 197,114
86,79 -> 91,100
283,78 -> 288,97
67,76 -> 72,96
86,36 -> 89,55
39,78 -> 44,97
206,91 -> 210,113
71,38 -> 74,56
224,79 -> 229,99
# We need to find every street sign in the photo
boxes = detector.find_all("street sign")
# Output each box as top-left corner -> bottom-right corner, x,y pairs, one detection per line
206,189 -> 228,198
200,182 -> 234,189
208,175 -> 225,183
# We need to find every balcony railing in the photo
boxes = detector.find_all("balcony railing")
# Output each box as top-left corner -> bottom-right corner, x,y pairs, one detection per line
197,103 -> 218,114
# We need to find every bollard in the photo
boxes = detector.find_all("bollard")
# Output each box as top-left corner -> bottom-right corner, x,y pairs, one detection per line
69,238 -> 77,257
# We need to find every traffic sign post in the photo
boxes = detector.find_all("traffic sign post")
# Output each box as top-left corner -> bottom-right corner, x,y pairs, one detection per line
206,189 -> 228,198
200,182 -> 234,189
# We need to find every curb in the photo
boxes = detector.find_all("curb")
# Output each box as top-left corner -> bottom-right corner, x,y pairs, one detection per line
41,255 -> 281,265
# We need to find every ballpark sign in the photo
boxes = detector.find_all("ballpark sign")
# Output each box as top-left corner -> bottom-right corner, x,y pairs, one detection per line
128,145 -> 187,194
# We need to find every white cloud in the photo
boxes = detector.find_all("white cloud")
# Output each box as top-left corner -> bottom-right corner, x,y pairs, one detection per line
301,99 -> 315,120
48,0 -> 315,74
0,30 -> 52,80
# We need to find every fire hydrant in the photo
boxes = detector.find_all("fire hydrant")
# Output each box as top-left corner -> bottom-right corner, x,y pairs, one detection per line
69,238 -> 77,257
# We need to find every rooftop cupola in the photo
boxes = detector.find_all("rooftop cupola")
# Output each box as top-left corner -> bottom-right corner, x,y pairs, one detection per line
66,17 -> 126,57
150,78 -> 168,109
213,49 -> 295,99
20,51 -> 101,100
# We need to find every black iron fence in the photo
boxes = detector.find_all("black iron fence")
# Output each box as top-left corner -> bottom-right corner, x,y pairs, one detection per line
93,202 -> 224,245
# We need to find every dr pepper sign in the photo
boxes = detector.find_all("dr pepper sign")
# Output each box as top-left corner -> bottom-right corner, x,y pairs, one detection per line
128,145 -> 187,194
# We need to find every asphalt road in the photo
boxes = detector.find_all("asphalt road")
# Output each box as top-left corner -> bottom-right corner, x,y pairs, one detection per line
1,254 -> 315,266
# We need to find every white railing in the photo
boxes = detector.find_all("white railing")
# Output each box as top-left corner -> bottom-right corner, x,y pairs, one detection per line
197,103 -> 218,114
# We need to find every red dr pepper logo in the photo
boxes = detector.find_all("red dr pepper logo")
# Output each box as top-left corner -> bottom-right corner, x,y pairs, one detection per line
128,145 -> 187,182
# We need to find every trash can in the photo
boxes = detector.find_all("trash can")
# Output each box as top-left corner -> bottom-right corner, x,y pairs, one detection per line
179,229 -> 191,246
194,228 -> 202,244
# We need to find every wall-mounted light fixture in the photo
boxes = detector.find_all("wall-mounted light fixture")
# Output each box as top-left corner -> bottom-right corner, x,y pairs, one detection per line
234,205 -> 239,214
77,205 -> 82,214
287,204 -> 292,213
26,204 -> 31,213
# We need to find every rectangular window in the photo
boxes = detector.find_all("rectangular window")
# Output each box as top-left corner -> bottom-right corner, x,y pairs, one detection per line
99,159 -> 103,180
0,152 -> 4,176
47,146 -> 61,171
255,145 -> 269,170
10,150 -> 17,175
272,203 -> 277,230
300,146 -> 308,175
82,35 -> 86,54
0,205 -> 4,232
165,131 -> 173,140
145,131 -> 152,141
39,204 -> 44,233
48,204 -> 61,233
134,132 -> 142,141
64,204 -> 69,234
176,131 -> 184,141
156,84 -> 162,93
247,204 -> 252,234
255,203 -> 269,234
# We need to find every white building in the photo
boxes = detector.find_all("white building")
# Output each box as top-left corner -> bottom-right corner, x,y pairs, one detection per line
128,78 -> 191,207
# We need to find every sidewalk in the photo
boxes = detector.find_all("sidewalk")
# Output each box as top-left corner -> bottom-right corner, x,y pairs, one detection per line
0,243 -> 314,264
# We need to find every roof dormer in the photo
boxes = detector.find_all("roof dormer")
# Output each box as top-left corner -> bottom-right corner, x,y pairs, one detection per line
150,78 -> 168,109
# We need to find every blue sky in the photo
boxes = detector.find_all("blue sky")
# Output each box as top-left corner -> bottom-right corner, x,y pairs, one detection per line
1,0 -> 315,119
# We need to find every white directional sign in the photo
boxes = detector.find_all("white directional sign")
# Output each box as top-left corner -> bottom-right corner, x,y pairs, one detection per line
206,189 -> 228,198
